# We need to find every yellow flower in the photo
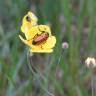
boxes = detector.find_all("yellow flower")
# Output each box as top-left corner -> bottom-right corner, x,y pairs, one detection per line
19,11 -> 56,53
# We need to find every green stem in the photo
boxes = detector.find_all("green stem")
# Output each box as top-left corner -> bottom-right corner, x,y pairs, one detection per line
27,51 -> 54,96
55,49 -> 64,76
91,69 -> 94,96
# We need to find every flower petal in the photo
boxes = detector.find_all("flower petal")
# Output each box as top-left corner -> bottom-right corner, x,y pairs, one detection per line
24,26 -> 42,40
19,35 -> 41,49
30,48 -> 53,53
21,11 -> 38,33
38,25 -> 51,36
42,36 -> 56,49
27,11 -> 38,24
19,35 -> 32,47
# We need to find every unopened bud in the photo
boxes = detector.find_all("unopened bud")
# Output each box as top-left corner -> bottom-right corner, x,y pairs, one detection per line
62,42 -> 69,49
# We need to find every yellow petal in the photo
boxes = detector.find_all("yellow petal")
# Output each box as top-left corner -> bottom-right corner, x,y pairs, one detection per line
42,36 -> 56,49
30,48 -> 53,53
21,11 -> 38,33
27,11 -> 38,24
19,35 -> 32,47
21,25 -> 29,33
24,26 -> 42,40
19,35 -> 40,49
38,25 -> 51,36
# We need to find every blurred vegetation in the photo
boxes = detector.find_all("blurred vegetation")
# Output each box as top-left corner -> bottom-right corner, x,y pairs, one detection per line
0,0 -> 96,96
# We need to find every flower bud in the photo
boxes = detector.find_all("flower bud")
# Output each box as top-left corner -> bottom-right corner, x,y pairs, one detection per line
62,42 -> 69,49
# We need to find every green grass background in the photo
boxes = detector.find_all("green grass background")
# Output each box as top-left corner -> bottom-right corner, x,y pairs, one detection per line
0,0 -> 96,96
